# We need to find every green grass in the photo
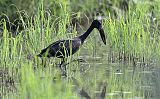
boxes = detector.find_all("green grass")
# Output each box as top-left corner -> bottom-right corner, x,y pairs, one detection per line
1,0 -> 160,99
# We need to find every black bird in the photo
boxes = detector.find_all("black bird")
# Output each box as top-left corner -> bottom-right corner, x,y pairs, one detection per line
37,20 -> 106,74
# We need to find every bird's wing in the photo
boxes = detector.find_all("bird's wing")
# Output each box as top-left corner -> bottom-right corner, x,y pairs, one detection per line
39,40 -> 66,56
47,40 -> 65,48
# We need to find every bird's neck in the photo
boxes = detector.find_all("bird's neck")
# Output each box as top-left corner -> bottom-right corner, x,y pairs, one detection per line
79,26 -> 94,43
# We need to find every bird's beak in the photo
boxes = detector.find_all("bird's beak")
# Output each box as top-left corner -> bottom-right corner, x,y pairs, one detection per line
98,27 -> 106,45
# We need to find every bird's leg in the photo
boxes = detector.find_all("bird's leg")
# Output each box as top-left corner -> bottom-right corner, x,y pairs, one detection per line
59,58 -> 67,77
63,58 -> 67,71
59,58 -> 85,77
59,58 -> 64,69
63,58 -> 86,66
62,58 -> 68,77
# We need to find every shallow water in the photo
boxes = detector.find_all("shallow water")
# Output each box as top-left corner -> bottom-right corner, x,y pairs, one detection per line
75,51 -> 160,99
1,44 -> 159,99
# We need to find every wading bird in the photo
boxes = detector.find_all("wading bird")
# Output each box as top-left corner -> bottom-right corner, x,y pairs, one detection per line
37,20 -> 106,75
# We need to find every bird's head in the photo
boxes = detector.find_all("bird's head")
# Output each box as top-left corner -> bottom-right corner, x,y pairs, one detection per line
91,20 -> 106,45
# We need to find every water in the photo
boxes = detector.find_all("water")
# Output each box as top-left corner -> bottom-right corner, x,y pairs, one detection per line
1,43 -> 159,99
74,50 -> 160,99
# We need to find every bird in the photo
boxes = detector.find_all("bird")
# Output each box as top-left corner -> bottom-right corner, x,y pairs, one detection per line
37,20 -> 106,75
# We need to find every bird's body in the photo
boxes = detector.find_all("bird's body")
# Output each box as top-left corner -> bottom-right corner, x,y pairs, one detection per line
38,38 -> 82,58
38,20 -> 106,75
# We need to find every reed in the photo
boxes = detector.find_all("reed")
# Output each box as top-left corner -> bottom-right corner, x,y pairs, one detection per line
0,0 -> 160,99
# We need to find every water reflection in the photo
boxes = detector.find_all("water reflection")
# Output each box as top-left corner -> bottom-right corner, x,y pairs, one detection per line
77,53 -> 159,99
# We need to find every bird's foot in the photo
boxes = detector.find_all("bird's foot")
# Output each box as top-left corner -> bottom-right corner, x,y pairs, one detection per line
56,58 -> 86,67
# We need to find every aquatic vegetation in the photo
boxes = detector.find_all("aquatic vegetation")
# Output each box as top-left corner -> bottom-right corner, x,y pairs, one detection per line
0,0 -> 160,99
